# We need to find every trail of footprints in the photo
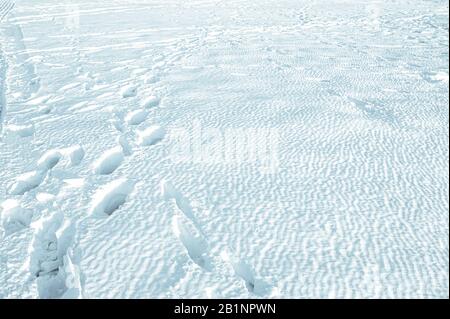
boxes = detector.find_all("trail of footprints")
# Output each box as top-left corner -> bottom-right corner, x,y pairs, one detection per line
161,179 -> 264,295
2,143 -> 85,298
1,36 -> 267,298
86,70 -> 166,216
85,46 -> 266,295
1,52 -> 168,297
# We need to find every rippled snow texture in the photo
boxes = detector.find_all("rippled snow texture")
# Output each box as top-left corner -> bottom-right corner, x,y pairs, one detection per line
0,0 -> 448,299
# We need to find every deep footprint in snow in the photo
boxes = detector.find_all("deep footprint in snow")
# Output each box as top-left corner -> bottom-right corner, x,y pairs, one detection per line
28,212 -> 81,298
172,215 -> 211,270
37,149 -> 62,170
64,145 -> 85,166
92,147 -> 124,175
161,180 -> 201,230
29,212 -> 64,278
137,125 -> 165,146
141,95 -> 160,108
125,109 -> 148,125
220,251 -> 265,294
29,213 -> 69,298
8,170 -> 47,195
89,178 -> 135,216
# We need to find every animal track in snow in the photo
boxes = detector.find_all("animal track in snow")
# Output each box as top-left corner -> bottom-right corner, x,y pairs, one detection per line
9,170 -> 47,195
1,199 -> 33,235
89,178 -> 135,216
172,215 -> 211,270
92,147 -> 124,175
137,125 -> 165,146
125,109 -> 148,125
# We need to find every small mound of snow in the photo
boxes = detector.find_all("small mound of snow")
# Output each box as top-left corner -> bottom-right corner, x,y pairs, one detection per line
1,199 -> 33,235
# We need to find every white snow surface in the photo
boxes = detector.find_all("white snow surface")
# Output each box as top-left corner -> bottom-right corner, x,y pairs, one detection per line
0,0 -> 448,299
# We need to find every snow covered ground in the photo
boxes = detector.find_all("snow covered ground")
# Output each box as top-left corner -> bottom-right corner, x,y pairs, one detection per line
0,0 -> 448,299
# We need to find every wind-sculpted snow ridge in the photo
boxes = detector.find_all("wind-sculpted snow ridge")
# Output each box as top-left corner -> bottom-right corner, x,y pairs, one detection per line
0,0 -> 448,299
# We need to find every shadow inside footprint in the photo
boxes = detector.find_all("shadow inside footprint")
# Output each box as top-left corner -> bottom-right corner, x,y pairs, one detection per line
249,278 -> 273,297
89,179 -> 135,217
103,194 -> 127,216
172,215 -> 212,271
223,253 -> 273,296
